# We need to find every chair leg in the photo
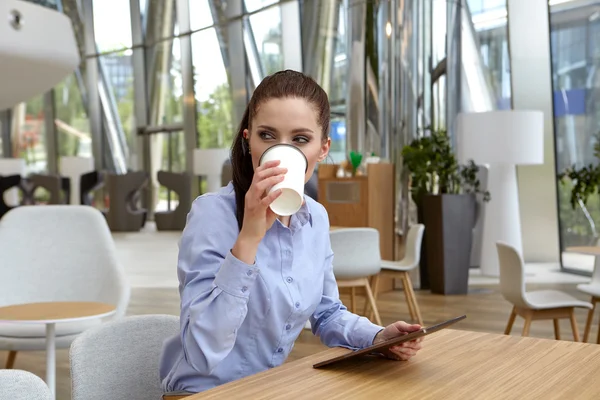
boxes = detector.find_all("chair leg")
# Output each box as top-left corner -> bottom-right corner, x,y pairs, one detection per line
5,351 -> 17,369
505,307 -> 517,335
553,319 -> 561,340
597,316 -> 600,345
522,313 -> 532,337
583,298 -> 596,343
569,309 -> 580,342
400,273 -> 417,322
366,274 -> 380,321
364,279 -> 383,326
350,287 -> 356,313
402,272 -> 424,326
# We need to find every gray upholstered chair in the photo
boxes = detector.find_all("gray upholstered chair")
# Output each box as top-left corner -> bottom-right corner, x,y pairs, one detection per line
80,170 -> 103,206
0,370 -> 52,400
155,171 -> 192,231
103,171 -> 148,232
70,314 -> 179,400
0,205 -> 130,369
0,174 -> 21,219
221,160 -> 232,187
24,174 -> 70,205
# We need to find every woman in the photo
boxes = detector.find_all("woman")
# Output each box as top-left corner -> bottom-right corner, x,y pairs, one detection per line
159,70 -> 423,394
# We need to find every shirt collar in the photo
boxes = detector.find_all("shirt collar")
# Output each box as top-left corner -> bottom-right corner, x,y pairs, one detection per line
291,196 -> 313,229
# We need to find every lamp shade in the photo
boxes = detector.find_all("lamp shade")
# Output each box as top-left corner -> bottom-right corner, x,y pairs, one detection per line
193,148 -> 231,176
0,1 -> 80,109
456,110 -> 544,165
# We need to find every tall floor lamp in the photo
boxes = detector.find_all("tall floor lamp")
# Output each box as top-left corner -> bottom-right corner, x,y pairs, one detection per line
457,110 -> 544,276
1,1 -> 79,109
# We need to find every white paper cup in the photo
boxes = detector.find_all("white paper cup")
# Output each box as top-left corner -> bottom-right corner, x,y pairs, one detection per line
259,144 -> 308,216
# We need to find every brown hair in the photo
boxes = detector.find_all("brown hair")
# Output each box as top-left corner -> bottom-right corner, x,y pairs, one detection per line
230,70 -> 330,230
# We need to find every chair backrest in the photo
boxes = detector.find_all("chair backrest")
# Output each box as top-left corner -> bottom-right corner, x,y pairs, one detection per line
0,370 -> 51,400
591,239 -> 600,285
0,205 -> 130,315
70,314 -> 180,400
403,224 -> 425,268
330,228 -> 381,279
496,242 -> 529,308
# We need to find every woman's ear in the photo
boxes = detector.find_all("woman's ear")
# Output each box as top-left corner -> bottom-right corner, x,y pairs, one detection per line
318,137 -> 331,162
243,129 -> 249,139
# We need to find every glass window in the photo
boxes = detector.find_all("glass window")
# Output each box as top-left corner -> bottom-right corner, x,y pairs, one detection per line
55,73 -> 91,158
191,29 -> 234,149
92,0 -> 133,53
468,0 -> 511,109
189,0 -> 213,31
98,52 -> 135,152
551,6 -> 600,274
248,6 -> 283,76
148,38 -> 186,212
13,95 -> 47,174
245,0 -> 279,13
330,2 -> 348,105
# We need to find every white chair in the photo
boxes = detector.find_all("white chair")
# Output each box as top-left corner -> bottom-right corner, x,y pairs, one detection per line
497,242 -> 592,340
0,205 -> 130,368
578,239 -> 600,343
376,224 -> 425,326
0,370 -> 52,400
330,228 -> 382,325
70,314 -> 179,400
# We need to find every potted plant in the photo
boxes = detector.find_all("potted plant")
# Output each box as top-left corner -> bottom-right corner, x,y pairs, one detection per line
401,129 -> 490,295
558,132 -> 600,247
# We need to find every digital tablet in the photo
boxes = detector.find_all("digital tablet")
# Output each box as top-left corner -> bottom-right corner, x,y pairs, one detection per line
313,315 -> 466,368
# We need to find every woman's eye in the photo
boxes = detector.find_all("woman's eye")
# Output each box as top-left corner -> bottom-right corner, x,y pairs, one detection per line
294,136 -> 309,144
259,131 -> 275,140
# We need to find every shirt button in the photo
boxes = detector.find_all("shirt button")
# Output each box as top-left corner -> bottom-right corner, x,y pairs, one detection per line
285,324 -> 292,330
241,286 -> 248,293
295,302 -> 300,308
277,347 -> 283,353
246,270 -> 253,276
286,277 -> 293,283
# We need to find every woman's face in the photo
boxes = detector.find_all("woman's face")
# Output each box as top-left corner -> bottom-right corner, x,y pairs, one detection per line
244,97 -> 330,183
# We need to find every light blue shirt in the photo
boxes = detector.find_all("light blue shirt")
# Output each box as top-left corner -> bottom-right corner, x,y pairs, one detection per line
159,183 -> 383,393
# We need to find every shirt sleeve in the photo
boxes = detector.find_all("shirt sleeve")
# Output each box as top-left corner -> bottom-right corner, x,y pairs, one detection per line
309,239 -> 384,350
177,195 -> 259,374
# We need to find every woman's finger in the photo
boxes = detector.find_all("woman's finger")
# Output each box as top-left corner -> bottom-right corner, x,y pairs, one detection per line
254,174 -> 286,194
254,159 -> 281,173
260,188 -> 283,208
254,166 -> 287,182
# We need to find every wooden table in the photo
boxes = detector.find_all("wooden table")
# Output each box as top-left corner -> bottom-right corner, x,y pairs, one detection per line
188,329 -> 600,399
566,246 -> 600,256
0,301 -> 116,400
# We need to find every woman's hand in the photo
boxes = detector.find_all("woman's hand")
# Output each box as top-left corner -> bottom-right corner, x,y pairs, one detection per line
233,160 -> 287,264
372,321 -> 423,361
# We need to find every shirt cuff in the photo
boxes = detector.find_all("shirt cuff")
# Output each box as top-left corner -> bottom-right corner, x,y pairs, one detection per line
355,319 -> 385,349
213,251 -> 260,298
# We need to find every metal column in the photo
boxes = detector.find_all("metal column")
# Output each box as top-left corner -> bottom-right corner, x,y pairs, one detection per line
43,90 -> 59,174
175,0 -> 199,200
81,0 -> 103,171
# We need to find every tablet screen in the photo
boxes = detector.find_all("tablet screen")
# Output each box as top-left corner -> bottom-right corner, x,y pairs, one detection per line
313,315 -> 466,368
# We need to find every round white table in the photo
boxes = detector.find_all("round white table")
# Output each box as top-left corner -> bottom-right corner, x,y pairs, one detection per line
0,301 -> 116,400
